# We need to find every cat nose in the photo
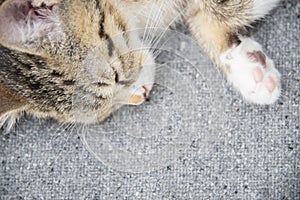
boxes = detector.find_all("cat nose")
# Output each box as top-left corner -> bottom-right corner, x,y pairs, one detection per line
128,85 -> 150,105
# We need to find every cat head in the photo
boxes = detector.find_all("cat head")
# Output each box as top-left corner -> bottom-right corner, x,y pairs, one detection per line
0,0 -> 155,125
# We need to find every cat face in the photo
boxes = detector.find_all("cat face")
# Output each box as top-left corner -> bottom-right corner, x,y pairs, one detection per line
0,0 -> 155,124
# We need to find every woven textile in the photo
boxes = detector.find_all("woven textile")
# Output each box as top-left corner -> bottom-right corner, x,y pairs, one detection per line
1,1 -> 299,199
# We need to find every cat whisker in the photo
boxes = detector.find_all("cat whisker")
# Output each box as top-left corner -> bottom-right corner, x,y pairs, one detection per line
47,121 -> 72,146
142,0 -> 168,47
149,6 -> 186,50
51,121 -> 77,163
142,2 -> 159,43
151,35 -> 176,59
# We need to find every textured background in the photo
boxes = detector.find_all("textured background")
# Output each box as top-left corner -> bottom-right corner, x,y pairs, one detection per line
1,1 -> 299,199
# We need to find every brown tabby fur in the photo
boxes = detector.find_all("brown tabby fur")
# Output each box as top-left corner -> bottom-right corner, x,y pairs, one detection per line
0,0 -> 279,129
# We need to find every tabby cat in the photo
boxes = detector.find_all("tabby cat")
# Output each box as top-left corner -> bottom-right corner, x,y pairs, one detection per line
0,0 -> 281,130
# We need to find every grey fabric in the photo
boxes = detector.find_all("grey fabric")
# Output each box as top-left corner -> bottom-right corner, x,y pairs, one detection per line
1,1 -> 299,199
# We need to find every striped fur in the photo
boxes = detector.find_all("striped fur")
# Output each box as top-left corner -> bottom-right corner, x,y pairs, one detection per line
0,0 -> 280,130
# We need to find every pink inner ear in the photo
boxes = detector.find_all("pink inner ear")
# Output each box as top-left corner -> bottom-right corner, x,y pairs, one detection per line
0,0 -> 61,48
19,2 -> 42,21
10,1 -> 41,23
15,1 -> 31,20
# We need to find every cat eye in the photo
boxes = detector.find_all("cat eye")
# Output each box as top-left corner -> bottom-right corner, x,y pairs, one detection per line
96,82 -> 109,86
117,80 -> 134,86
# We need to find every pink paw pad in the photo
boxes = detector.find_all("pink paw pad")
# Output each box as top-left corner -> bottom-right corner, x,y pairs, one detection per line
253,67 -> 264,83
265,77 -> 276,92
253,67 -> 277,92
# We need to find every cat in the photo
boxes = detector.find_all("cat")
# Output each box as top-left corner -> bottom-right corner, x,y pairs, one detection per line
0,0 -> 281,131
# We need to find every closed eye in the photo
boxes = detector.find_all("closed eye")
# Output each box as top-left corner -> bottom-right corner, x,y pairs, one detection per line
117,80 -> 134,86
94,82 -> 110,86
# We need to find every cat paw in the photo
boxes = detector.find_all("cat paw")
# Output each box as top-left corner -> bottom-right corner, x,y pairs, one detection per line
220,38 -> 281,104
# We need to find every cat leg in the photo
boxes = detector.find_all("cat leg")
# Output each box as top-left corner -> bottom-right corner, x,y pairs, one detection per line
186,9 -> 280,104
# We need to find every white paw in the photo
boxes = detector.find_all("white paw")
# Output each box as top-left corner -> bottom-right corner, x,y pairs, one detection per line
220,38 -> 281,104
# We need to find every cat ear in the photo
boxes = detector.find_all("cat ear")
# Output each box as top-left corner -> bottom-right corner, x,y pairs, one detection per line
0,0 -> 62,50
0,83 -> 28,117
